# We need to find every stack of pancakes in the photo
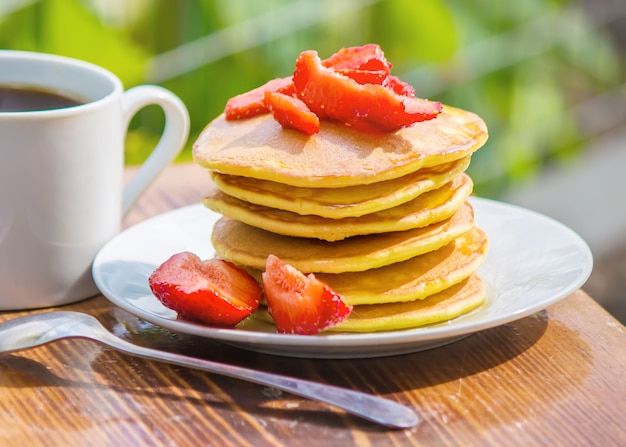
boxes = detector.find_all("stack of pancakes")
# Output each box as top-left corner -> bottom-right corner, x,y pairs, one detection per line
193,105 -> 489,332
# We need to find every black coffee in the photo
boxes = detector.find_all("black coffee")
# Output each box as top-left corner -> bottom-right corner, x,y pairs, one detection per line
0,85 -> 84,112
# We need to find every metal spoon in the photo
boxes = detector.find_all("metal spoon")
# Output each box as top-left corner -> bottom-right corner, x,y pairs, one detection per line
0,311 -> 419,429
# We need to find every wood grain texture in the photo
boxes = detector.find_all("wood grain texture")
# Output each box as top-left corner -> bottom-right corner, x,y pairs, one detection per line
1,163 -> 625,446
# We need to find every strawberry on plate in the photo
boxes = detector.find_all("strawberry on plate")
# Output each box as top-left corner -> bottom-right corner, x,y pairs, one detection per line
264,91 -> 320,135
262,254 -> 352,335
149,252 -> 262,326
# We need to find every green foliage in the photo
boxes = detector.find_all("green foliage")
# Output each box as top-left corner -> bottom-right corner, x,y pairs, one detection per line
371,0 -> 457,65
1,0 -> 621,196
0,0 -> 149,84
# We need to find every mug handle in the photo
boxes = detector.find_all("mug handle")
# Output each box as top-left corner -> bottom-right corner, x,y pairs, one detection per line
120,85 -> 190,216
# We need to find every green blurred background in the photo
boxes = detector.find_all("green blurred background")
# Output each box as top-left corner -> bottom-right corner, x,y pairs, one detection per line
2,0 -> 625,317
1,0 -> 623,197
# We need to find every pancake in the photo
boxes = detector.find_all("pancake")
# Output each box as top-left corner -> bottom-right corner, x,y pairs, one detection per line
331,274 -> 486,332
211,201 -> 475,273
246,226 -> 488,306
315,226 -> 488,305
203,173 -> 473,241
193,105 -> 488,188
253,274 -> 486,332
210,156 -> 470,218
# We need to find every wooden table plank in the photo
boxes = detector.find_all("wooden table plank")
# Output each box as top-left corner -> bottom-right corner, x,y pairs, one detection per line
1,163 -> 625,446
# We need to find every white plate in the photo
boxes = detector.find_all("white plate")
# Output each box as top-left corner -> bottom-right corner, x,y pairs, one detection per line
93,198 -> 593,359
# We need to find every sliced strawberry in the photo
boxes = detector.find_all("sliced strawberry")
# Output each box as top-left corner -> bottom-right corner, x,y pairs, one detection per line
263,91 -> 320,135
225,76 -> 294,120
335,68 -> 388,85
322,43 -> 392,73
293,50 -> 442,132
384,75 -> 416,97
262,254 -> 352,335
149,252 -> 262,326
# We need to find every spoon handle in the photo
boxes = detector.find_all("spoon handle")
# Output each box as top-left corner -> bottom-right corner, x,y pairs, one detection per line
97,334 -> 419,429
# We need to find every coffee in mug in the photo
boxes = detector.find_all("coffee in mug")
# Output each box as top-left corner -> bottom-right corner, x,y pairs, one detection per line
0,85 -> 85,112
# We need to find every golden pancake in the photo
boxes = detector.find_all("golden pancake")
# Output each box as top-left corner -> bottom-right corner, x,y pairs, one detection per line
316,226 -> 487,305
193,105 -> 488,188
203,173 -> 473,241
252,274 -> 486,332
332,274 -> 485,332
212,201 -> 475,273
210,156 -> 470,218
246,226 -> 487,306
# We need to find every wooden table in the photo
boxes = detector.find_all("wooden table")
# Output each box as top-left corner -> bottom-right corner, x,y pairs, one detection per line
2,163 -> 625,446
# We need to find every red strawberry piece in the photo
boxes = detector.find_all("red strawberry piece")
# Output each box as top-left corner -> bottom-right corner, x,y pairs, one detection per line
383,75 -> 416,97
224,76 -> 294,120
335,68 -> 388,85
264,91 -> 320,135
262,254 -> 352,335
322,43 -> 392,73
293,50 -> 442,132
149,252 -> 262,326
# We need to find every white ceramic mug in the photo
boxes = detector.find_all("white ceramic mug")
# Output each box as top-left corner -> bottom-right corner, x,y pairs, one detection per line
0,50 -> 190,310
